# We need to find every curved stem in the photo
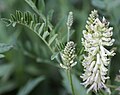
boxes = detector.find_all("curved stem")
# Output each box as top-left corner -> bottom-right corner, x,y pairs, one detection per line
67,69 -> 75,95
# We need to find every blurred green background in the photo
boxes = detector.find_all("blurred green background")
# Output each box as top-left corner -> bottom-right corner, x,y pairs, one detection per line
0,0 -> 120,95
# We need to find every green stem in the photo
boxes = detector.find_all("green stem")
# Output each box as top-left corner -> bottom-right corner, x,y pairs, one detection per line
67,69 -> 75,95
67,27 -> 70,42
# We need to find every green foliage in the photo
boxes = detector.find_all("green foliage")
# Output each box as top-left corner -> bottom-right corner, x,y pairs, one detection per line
0,81 -> 16,94
0,43 -> 13,58
25,0 -> 46,22
0,43 -> 13,53
2,10 -> 58,53
61,70 -> 87,95
17,76 -> 45,95
0,64 -> 14,80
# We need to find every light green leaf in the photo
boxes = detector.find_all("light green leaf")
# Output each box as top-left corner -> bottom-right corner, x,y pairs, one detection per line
2,10 -> 57,54
47,9 -> 54,21
49,34 -> 58,45
38,23 -> 45,35
17,76 -> 45,95
16,10 -> 22,21
42,31 -> 50,39
25,0 -> 46,21
29,21 -> 34,29
56,41 -> 65,51
10,14 -> 16,21
12,22 -> 17,27
0,43 -> 13,53
25,0 -> 38,11
1,18 -> 11,26
41,0 -> 45,12
34,23 -> 40,32
51,52 -> 59,60
0,54 -> 5,58
37,0 -> 45,13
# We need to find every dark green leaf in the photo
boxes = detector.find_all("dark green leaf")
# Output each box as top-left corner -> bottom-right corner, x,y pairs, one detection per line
60,70 -> 87,95
17,76 -> 45,95
0,81 -> 16,94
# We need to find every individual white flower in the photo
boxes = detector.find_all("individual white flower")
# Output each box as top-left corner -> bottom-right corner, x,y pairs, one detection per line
60,41 -> 77,69
81,10 -> 115,94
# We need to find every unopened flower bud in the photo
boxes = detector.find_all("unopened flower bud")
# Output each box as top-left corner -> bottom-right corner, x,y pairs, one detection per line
60,41 -> 77,69
66,12 -> 73,28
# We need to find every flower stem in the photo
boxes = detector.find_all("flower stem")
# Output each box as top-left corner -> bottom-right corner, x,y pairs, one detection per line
67,69 -> 75,95
67,27 -> 70,42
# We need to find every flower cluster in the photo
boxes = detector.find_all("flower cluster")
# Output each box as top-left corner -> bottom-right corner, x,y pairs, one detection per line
60,41 -> 77,69
80,10 -> 115,94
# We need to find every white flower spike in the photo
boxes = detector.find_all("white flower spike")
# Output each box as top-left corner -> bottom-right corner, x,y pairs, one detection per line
81,10 -> 115,94
60,41 -> 77,69
67,12 -> 73,29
